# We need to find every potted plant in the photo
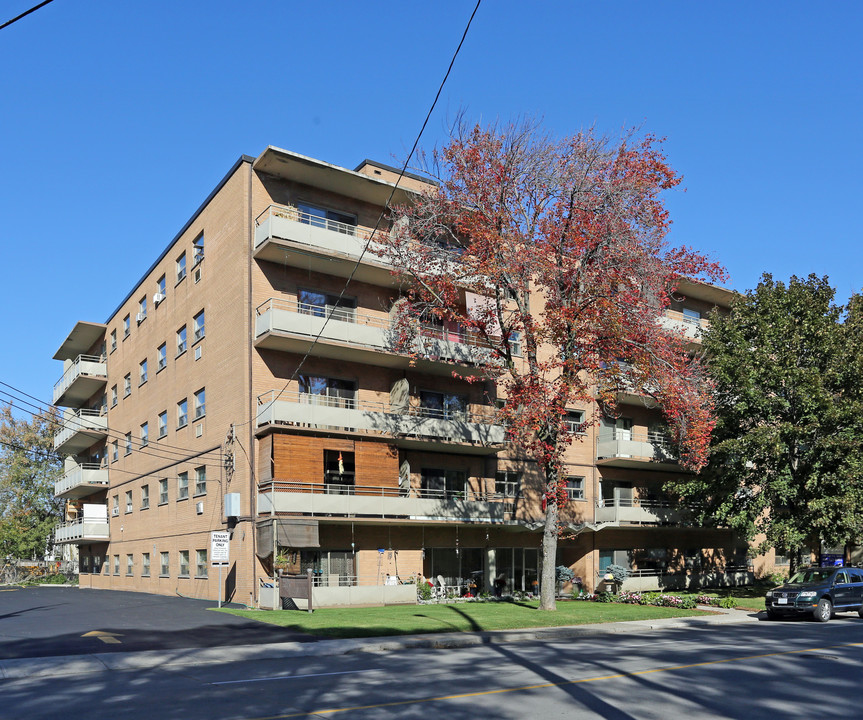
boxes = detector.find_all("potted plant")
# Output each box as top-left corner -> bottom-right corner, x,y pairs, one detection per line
274,551 -> 290,575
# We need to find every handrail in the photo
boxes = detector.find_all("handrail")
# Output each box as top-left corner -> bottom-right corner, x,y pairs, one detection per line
663,309 -> 710,329
254,297 -> 495,350
258,478 -> 514,503
255,389 -> 500,425
255,204 -> 381,242
53,354 -> 107,394
598,428 -> 674,446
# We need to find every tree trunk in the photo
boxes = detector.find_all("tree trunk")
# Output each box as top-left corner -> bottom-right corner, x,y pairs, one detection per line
539,497 -> 559,611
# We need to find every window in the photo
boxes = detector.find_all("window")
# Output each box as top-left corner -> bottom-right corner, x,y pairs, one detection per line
682,307 -> 702,325
142,552 -> 150,577
110,329 -> 117,353
176,252 -> 186,283
139,358 -> 148,385
124,373 -> 131,397
140,422 -> 149,447
495,470 -> 522,497
158,410 -> 167,438
123,315 -> 131,338
193,233 -> 204,266
111,495 -> 119,516
297,202 -> 357,234
110,385 -> 117,407
160,551 -> 169,577
298,376 -> 356,408
138,296 -> 147,322
176,325 -> 187,356
195,549 -> 208,578
111,440 -> 118,463
141,484 -> 149,510
177,398 -> 188,428
194,388 -> 206,419
324,450 -> 355,491
113,555 -> 120,576
510,331 -> 522,357
298,289 -> 356,323
178,471 -> 189,500
565,476 -> 585,500
159,478 -> 168,505
193,310 -> 205,342
564,410 -> 586,434
124,432 -> 132,456
194,466 -> 206,496
126,553 -> 134,576
157,343 -> 167,371
421,468 -> 467,497
419,391 -> 467,420
156,275 -> 166,301
179,550 -> 190,578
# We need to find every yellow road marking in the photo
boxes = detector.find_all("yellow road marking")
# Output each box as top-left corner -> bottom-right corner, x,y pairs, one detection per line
81,631 -> 124,645
244,641 -> 863,719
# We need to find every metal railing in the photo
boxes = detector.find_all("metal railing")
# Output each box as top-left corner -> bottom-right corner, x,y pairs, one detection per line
255,204 -> 377,241
598,428 -> 674,448
259,479 -> 515,505
53,354 -> 107,397
55,462 -> 108,495
663,309 -> 710,329
255,297 -> 495,351
256,389 -> 499,425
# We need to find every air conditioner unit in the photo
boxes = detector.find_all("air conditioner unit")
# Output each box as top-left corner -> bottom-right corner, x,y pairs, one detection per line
195,501 -> 204,515
153,293 -> 166,304
136,312 -> 146,323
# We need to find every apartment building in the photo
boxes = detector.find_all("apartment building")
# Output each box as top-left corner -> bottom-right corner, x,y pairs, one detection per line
51,147 -> 742,608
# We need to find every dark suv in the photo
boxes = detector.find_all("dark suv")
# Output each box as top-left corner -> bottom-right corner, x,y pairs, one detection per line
766,566 -> 863,622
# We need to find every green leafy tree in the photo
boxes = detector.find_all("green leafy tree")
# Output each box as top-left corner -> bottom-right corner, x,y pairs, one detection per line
0,403 -> 64,560
668,275 -> 863,571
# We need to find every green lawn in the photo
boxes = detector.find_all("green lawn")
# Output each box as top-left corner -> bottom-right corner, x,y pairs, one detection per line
214,600 -> 707,639
702,582 -> 769,611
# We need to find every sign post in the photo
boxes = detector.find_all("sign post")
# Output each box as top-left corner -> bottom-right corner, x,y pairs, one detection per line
211,531 -> 230,608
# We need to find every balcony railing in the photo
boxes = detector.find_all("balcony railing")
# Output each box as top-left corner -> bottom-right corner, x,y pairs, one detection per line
55,462 -> 109,498
254,204 -> 391,265
660,310 -> 710,341
53,408 -> 108,453
258,479 -> 517,522
594,497 -> 682,524
54,504 -> 109,544
256,390 -> 504,447
596,428 -> 677,464
52,354 -> 107,407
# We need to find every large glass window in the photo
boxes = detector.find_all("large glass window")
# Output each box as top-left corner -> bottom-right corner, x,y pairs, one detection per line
299,376 -> 356,408
298,289 -> 356,322
297,202 -> 357,235
419,391 -> 467,420
421,468 -> 467,497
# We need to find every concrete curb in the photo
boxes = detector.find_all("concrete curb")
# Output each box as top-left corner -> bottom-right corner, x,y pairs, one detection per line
0,607 -> 761,680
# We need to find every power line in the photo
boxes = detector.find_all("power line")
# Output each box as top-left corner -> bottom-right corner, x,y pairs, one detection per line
241,0 -> 483,430
0,0 -> 55,31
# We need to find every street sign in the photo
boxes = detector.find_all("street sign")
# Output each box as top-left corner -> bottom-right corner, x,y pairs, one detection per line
211,531 -> 230,565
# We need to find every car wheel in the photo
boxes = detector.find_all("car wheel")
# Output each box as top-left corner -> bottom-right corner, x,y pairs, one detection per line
858,607 -> 863,619
815,598 -> 832,623
766,608 -> 779,621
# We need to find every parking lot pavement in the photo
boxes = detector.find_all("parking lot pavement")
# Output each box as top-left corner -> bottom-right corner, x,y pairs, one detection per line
0,586 -> 316,659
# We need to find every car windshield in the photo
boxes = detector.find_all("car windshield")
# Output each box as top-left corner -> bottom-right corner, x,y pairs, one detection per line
787,569 -> 834,584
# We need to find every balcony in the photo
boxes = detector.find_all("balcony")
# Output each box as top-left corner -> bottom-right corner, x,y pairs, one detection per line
256,391 -> 505,453
596,428 -> 678,469
660,309 -> 710,343
54,409 -> 108,455
254,298 -> 493,375
594,498 -> 682,524
54,504 -> 109,544
254,205 -> 396,286
53,354 -> 107,407
258,480 -> 517,523
55,462 -> 109,499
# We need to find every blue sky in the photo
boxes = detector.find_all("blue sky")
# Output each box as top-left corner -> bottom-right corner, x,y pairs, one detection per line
1,1 -> 861,403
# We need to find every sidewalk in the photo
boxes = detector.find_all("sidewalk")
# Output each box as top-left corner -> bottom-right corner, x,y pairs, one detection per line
0,606 -> 760,680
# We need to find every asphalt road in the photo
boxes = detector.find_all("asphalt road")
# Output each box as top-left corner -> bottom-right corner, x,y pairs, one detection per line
2,597 -> 863,719
0,586 -> 314,658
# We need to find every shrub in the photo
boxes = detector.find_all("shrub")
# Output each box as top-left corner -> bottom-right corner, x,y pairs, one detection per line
416,578 -> 433,601
594,591 -> 616,603
555,565 -> 575,583
719,596 -> 737,609
605,564 -> 629,584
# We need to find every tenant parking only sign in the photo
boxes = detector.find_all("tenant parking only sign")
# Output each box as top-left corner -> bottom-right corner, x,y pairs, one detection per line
210,531 -> 230,566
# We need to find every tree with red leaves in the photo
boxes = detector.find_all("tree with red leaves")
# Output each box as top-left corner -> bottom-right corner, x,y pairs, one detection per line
384,120 -> 726,611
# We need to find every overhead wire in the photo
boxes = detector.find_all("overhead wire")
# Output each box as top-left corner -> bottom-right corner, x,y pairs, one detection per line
0,0 -> 55,31
238,0 -> 483,431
